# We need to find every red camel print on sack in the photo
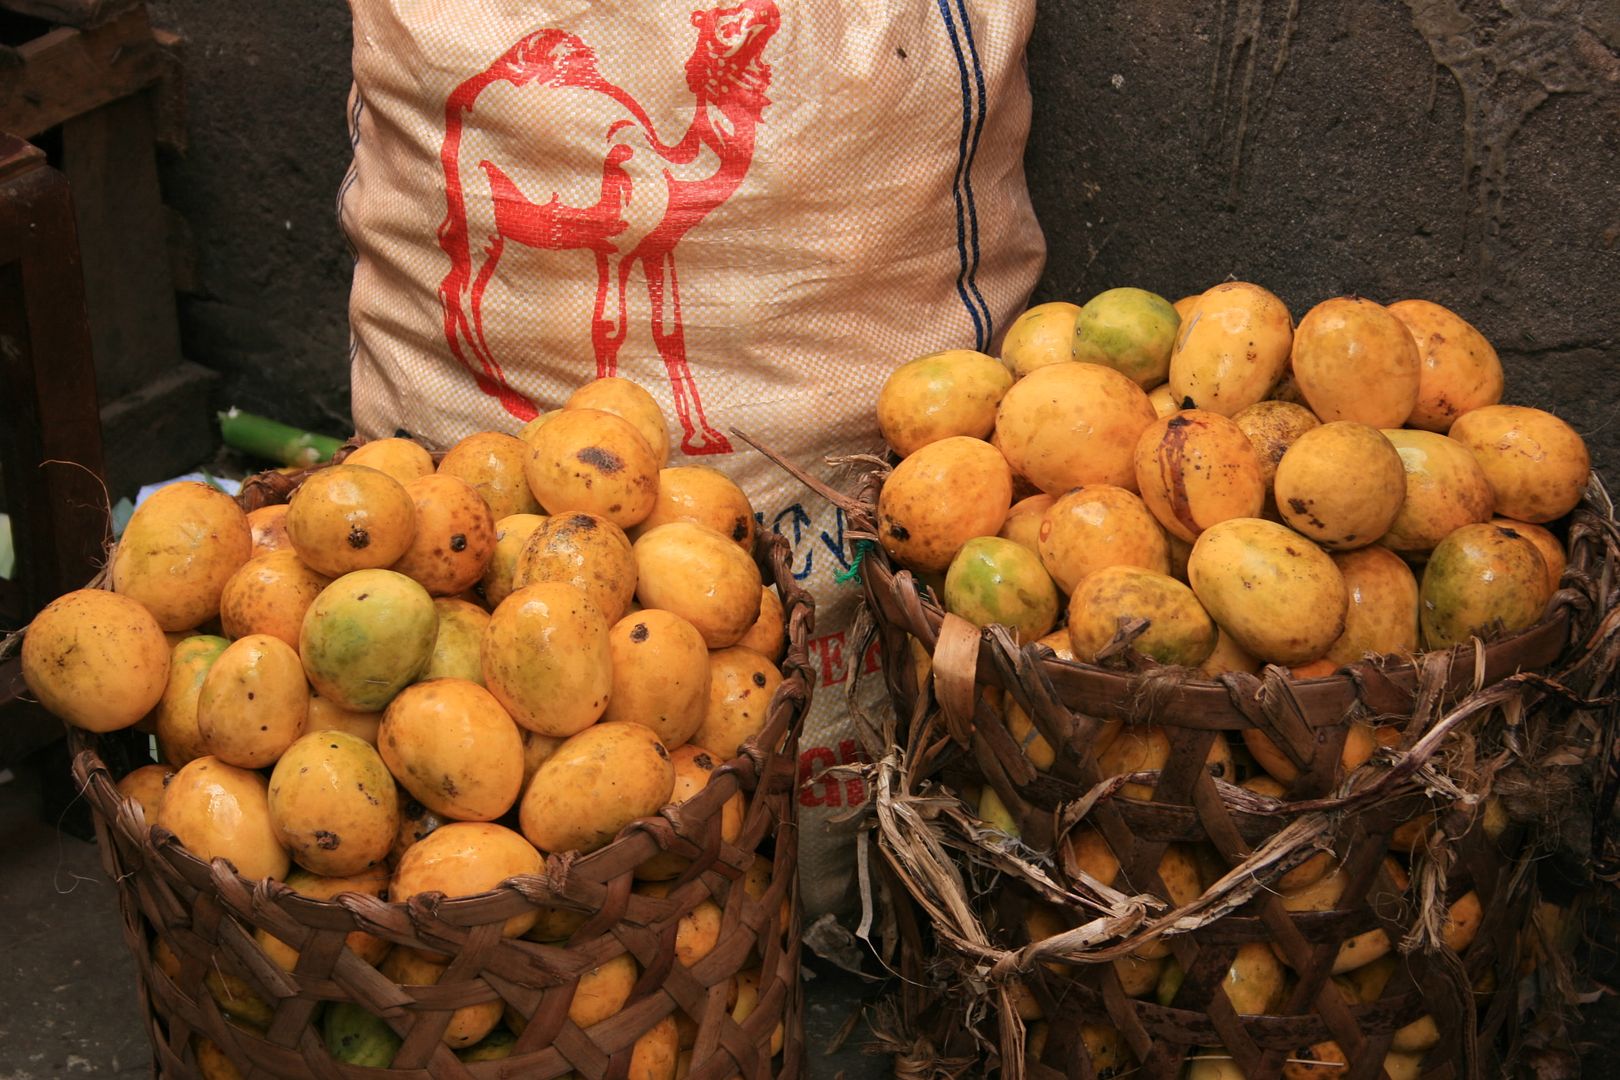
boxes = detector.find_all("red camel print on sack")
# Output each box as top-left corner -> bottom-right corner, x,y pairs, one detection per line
436,1 -> 779,455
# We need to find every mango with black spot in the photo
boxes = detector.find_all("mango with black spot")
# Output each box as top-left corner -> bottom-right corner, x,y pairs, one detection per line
483,582 -> 612,736
520,722 -> 675,854
219,550 -> 330,649
389,474 -> 496,597
877,435 -> 1013,573
944,536 -> 1060,642
605,609 -> 710,747
693,646 -> 783,760
525,408 -> 660,528
1168,281 -> 1293,417
1274,421 -> 1406,550
1233,399 -> 1320,495
1420,522 -> 1550,649
630,465 -> 757,551
197,633 -> 309,769
270,730 -> 398,875
1188,518 -> 1347,665
636,743 -> 744,881
21,589 -> 171,734
633,522 -> 763,648
567,376 -> 671,466
1134,411 -> 1266,543
514,510 -> 637,623
380,678 -> 525,822
286,464 -> 417,577
300,569 -> 438,712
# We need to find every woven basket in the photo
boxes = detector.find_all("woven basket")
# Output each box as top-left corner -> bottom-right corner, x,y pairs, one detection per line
802,458 -> 1620,1080
69,454 -> 812,1079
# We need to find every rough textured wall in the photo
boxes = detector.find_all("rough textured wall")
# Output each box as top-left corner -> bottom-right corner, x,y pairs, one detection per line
149,0 -> 355,435
150,1 -> 1618,465
1025,0 -> 1620,472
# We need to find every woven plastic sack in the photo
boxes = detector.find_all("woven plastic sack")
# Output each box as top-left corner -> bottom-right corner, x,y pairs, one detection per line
341,0 -> 1043,919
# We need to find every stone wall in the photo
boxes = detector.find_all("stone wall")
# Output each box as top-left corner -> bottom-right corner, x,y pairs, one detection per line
150,1 -> 1619,467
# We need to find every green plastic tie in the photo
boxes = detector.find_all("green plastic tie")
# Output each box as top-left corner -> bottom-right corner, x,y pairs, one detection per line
835,539 -> 875,585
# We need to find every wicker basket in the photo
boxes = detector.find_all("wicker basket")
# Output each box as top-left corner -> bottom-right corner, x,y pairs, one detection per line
815,460 -> 1620,1080
70,456 -> 812,1079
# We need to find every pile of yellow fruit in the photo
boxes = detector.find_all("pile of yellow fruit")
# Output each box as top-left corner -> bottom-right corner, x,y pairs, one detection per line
872,284 -> 1590,1079
877,282 -> 1587,679
19,377 -> 788,1069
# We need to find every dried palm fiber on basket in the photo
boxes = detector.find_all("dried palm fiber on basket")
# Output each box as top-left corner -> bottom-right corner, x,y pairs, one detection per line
50,445 -> 811,1080
762,446 -> 1620,1080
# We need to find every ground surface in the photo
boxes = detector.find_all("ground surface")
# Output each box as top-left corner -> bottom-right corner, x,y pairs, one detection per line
1,752 -> 1614,1079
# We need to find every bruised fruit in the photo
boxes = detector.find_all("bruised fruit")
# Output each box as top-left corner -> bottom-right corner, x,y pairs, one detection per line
112,482 -> 253,632
436,431 -> 543,520
633,522 -> 763,648
1187,518 -> 1347,665
604,609 -> 711,747
566,376 -> 671,466
520,722 -> 675,854
996,362 -> 1158,494
1387,299 -> 1503,432
269,731 -> 398,875
219,551 -> 330,649
285,464 -> 417,578
877,349 -> 1014,456
197,634 -> 309,768
694,647 -> 784,759
525,408 -> 660,528
1449,405 -> 1590,524
876,435 -> 1013,573
299,569 -> 437,711
1001,301 -> 1082,378
157,756 -> 289,880
1037,485 -> 1170,594
944,536 -> 1060,641
482,583 -> 612,736
514,511 -> 637,624
22,589 -> 170,733
1378,430 -> 1495,554
1065,566 -> 1216,667
1233,400 -> 1320,493
389,474 -> 497,596
380,679 -> 525,821
631,466 -> 756,551
1134,411 -> 1267,542
1291,297 -> 1420,428
1419,522 -> 1550,649
1168,281 -> 1293,416
1273,422 -> 1406,550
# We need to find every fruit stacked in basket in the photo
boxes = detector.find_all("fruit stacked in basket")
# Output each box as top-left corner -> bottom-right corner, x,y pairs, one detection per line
842,285 -> 1619,1079
15,378 -> 808,1079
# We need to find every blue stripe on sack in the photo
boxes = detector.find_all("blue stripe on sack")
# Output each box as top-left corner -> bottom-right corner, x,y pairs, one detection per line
952,0 -> 993,342
935,0 -> 987,350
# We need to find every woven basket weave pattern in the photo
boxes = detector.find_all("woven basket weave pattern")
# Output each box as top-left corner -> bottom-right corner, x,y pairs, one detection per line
846,467 -> 1620,1080
71,456 -> 812,1079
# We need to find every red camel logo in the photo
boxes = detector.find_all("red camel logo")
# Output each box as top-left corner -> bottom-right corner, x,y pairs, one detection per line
436,0 -> 779,455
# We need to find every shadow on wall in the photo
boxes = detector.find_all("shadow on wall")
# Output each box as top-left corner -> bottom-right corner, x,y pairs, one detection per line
150,0 -> 356,435
1025,0 -> 1620,473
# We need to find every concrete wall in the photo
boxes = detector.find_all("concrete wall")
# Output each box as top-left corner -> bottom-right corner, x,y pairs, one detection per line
151,1 -> 1620,467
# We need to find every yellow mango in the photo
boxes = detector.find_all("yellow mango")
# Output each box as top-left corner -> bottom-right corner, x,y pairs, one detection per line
997,362 -> 1158,494
1387,298 -> 1502,432
112,482 -> 252,631
513,511 -> 637,624
877,349 -> 1014,456
1066,566 -> 1216,667
482,582 -> 612,737
1233,399 -> 1320,493
1291,297 -> 1420,428
520,722 -> 675,854
1134,411 -> 1267,542
390,474 -> 497,597
22,589 -> 170,733
1187,518 -> 1347,664
1037,484 -> 1170,593
479,512 -> 546,609
630,465 -> 756,550
1325,546 -> 1419,664
1449,405 -> 1590,524
693,646 -> 783,759
436,431 -> 543,520
269,730 -> 398,875
344,437 -> 433,485
219,551 -> 330,649
525,408 -> 660,528
605,609 -> 711,747
1168,281 -> 1293,416
1379,429 -> 1495,553
566,376 -> 671,466
1420,522 -> 1550,649
1274,422 -> 1406,549
285,464 -> 417,577
1001,301 -> 1082,378
390,821 -> 543,939
379,679 -> 525,822
876,435 -> 1013,573
197,633 -> 309,769
157,756 -> 289,880
299,569 -> 438,712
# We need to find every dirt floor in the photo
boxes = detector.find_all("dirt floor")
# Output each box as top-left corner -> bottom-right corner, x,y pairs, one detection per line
1,749 -> 1615,1079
